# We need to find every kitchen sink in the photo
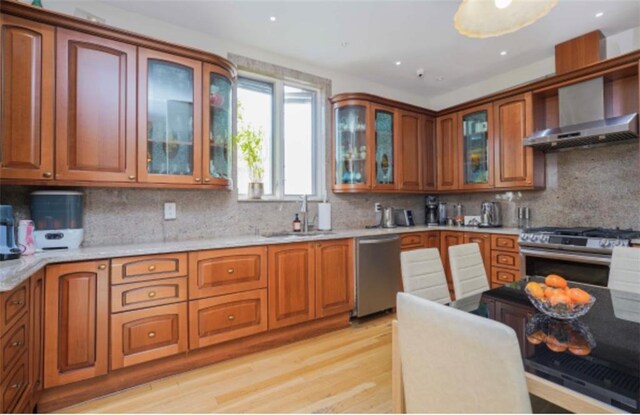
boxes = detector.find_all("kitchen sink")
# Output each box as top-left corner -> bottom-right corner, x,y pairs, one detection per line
262,231 -> 335,238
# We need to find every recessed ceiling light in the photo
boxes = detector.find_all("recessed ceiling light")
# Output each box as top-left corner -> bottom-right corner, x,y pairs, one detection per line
494,0 -> 512,9
269,16 -> 276,22
395,61 -> 402,66
436,76 -> 445,82
595,12 -> 604,18
500,50 -> 508,56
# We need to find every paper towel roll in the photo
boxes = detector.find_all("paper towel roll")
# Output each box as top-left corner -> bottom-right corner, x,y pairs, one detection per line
318,202 -> 332,231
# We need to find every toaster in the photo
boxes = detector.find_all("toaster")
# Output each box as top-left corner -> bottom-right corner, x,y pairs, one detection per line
394,209 -> 415,227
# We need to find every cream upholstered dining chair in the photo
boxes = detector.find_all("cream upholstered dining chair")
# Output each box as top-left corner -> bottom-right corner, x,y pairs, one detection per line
608,246 -> 640,294
392,292 -> 532,413
400,248 -> 451,304
448,243 -> 490,300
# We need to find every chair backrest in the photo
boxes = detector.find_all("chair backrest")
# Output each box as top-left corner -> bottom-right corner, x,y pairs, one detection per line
448,243 -> 490,300
609,247 -> 640,294
396,292 -> 532,413
400,248 -> 451,304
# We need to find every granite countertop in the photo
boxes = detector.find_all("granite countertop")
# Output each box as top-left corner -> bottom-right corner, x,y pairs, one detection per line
0,225 -> 521,292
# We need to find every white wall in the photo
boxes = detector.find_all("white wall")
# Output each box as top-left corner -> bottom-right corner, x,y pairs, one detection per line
36,0 -> 430,108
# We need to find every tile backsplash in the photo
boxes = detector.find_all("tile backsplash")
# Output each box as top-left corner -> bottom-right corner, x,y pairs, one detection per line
1,141 -> 638,246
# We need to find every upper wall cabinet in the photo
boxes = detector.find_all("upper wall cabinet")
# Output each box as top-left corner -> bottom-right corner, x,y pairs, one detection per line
459,104 -> 494,190
138,48 -> 203,185
331,93 -> 435,194
0,15 -> 54,180
56,29 -> 137,183
436,113 -> 459,190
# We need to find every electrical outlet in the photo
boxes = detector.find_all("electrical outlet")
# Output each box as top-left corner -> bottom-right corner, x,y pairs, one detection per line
164,202 -> 177,220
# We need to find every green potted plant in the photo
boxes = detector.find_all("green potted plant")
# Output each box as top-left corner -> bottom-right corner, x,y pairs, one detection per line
234,105 -> 265,199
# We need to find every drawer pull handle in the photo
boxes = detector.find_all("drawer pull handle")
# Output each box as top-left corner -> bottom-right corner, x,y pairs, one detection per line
11,341 -> 23,348
10,382 -> 21,389
128,175 -> 136,180
43,171 -> 52,178
227,268 -> 234,274
195,177 -> 201,182
98,264 -> 107,270
10,300 -> 24,306
204,178 -> 210,182
148,291 -> 156,298
228,315 -> 235,321
148,331 -> 156,338
148,265 -> 157,271
500,258 -> 509,263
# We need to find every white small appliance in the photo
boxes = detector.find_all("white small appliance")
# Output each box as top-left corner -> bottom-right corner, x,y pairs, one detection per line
31,191 -> 84,250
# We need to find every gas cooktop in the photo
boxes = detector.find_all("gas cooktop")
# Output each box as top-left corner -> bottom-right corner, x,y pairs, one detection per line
519,227 -> 640,251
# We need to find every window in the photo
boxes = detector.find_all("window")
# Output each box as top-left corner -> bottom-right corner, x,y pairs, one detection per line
237,74 -> 324,200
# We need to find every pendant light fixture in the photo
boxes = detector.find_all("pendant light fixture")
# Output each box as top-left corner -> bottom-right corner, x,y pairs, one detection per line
454,0 -> 558,38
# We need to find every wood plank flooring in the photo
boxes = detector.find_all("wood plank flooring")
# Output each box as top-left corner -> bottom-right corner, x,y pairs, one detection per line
58,314 -> 394,413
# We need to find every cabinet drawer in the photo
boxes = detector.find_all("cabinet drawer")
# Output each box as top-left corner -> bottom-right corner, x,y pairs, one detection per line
491,267 -> 520,285
1,313 -> 28,376
491,251 -> 520,270
400,233 -> 424,250
189,247 -> 267,299
111,277 -> 187,313
1,280 -> 29,337
1,351 -> 28,413
111,303 -> 188,370
491,234 -> 519,252
112,253 -> 187,284
189,289 -> 268,349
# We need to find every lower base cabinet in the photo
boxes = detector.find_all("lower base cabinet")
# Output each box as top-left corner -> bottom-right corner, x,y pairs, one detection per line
1,351 -> 29,413
189,289 -> 268,349
315,239 -> 354,318
110,302 -> 188,370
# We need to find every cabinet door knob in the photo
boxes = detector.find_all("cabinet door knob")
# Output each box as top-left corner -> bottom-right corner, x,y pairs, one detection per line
148,291 -> 156,298
42,172 -> 52,178
204,178 -> 210,182
11,341 -> 23,348
10,299 -> 24,306
11,382 -> 21,389
148,265 -> 156,271
195,177 -> 201,182
227,268 -> 234,274
228,314 -> 235,321
148,331 -> 156,338
128,175 -> 136,180
98,264 -> 107,270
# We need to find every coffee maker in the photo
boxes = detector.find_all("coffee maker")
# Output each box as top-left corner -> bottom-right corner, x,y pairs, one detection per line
425,196 -> 439,225
0,205 -> 21,261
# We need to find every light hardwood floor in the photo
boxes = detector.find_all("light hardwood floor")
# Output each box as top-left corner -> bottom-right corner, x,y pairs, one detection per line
59,315 -> 394,413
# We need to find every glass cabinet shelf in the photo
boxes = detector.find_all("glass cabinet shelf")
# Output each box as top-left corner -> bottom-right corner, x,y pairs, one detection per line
206,71 -> 233,182
462,109 -> 490,186
374,109 -> 395,186
335,104 -> 368,186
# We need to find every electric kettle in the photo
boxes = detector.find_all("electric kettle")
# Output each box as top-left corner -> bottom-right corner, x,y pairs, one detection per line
381,207 -> 396,228
479,202 -> 502,228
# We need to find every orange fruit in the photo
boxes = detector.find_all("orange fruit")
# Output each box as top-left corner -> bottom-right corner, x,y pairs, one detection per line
545,274 -> 568,289
567,288 -> 591,305
544,287 -> 557,299
549,292 -> 572,308
526,282 -> 545,300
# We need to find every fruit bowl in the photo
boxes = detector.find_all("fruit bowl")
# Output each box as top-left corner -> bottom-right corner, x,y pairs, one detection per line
526,313 -> 596,355
525,286 -> 596,320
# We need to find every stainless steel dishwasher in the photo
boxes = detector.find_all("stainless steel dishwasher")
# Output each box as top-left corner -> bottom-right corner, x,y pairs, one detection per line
355,235 -> 401,317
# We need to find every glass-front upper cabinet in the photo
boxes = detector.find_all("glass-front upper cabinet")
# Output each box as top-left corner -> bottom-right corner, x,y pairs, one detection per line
203,64 -> 233,187
460,104 -> 493,189
334,102 -> 370,189
372,106 -> 396,189
138,48 -> 202,184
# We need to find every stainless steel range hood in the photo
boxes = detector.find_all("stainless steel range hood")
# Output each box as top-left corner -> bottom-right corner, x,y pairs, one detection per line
524,77 -> 639,151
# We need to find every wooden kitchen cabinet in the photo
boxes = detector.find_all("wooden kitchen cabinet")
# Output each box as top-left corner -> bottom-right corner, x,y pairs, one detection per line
490,234 -> 522,288
111,277 -> 188,313
189,246 -> 268,299
0,280 -> 28,336
44,261 -> 109,388
439,231 -> 465,299
494,301 -> 534,357
268,243 -> 316,329
138,48 -> 203,185
1,351 -> 29,413
371,104 -> 399,191
400,233 -> 425,251
426,231 -> 440,249
463,232 -> 491,279
0,15 -> 54,181
459,104 -> 494,190
28,270 -> 44,407
491,234 -> 519,252
436,113 -> 459,190
189,289 -> 268,349
494,93 -> 544,188
55,29 -> 137,183
422,117 -> 437,191
399,111 -> 424,191
1,313 -> 28,378
111,253 -> 187,285
110,302 -> 188,370
315,239 -> 354,318
333,100 -> 373,192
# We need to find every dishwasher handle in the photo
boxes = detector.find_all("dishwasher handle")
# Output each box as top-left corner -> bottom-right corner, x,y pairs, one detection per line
358,236 -> 400,245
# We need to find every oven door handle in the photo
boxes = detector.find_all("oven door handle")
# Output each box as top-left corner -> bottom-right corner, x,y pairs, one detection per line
519,248 -> 611,266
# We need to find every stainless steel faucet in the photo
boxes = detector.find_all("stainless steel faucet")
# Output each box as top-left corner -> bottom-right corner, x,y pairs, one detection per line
300,195 -> 308,233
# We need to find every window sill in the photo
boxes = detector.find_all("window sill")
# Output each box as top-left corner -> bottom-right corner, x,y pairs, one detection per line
237,196 -> 325,203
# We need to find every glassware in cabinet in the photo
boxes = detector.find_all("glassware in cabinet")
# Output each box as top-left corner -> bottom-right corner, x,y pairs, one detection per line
203,65 -> 233,186
335,104 -> 369,187
461,105 -> 492,187
373,108 -> 396,187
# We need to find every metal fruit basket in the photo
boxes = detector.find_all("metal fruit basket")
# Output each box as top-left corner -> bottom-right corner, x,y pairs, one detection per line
525,287 -> 596,320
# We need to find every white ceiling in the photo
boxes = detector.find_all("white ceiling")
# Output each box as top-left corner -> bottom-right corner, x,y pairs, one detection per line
104,1 -> 640,99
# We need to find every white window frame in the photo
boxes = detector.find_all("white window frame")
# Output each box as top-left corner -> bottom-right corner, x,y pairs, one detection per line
237,71 -> 326,202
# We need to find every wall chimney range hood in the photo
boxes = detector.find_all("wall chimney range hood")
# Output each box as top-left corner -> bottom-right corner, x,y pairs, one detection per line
524,77 -> 639,151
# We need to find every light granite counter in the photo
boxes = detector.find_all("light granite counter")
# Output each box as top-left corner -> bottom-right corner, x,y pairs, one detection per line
0,225 -> 521,292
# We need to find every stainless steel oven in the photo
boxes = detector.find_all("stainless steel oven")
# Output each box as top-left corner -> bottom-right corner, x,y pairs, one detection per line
519,246 -> 611,287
